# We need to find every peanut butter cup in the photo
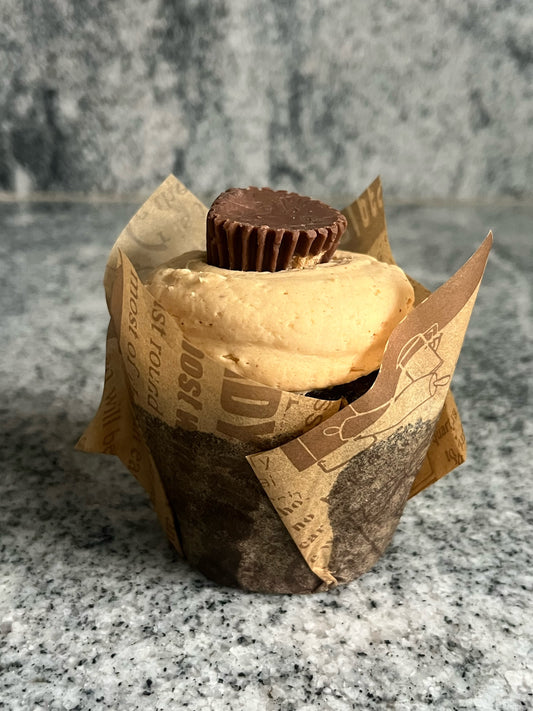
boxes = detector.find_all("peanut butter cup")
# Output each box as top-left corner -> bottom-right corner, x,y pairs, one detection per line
206,187 -> 347,271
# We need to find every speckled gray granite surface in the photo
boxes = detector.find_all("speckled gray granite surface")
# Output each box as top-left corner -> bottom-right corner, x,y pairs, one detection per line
0,199 -> 531,710
1,0 -> 533,199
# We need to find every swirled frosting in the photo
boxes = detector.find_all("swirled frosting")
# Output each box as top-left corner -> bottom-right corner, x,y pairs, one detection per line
145,249 -> 415,391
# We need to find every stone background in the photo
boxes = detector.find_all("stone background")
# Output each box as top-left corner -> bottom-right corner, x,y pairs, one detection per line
1,0 -> 532,199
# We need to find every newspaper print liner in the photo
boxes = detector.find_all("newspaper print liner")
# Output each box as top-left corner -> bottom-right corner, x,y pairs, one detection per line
248,232 -> 491,587
77,174 -> 491,593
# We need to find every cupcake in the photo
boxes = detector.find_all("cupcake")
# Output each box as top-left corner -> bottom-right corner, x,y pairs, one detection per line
78,175 -> 491,594
133,187 -> 416,592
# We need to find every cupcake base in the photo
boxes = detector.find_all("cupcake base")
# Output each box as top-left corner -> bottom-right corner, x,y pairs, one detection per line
305,371 -> 379,403
135,406 -> 321,594
132,374 -> 383,594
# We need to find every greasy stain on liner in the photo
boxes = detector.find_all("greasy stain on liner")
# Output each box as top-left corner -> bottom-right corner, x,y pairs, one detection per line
327,419 -> 437,584
134,406 -> 321,594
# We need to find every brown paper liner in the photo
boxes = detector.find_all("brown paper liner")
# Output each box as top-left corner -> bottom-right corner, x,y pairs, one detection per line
77,174 -> 491,594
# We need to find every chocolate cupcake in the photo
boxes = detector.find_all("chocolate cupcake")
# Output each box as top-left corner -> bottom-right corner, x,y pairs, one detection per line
79,175 -> 489,595
135,191 -> 417,592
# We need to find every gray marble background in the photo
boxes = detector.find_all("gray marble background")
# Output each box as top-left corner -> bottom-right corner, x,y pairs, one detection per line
1,0 -> 533,199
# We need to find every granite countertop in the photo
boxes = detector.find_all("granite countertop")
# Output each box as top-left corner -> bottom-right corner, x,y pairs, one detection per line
0,199 -> 531,710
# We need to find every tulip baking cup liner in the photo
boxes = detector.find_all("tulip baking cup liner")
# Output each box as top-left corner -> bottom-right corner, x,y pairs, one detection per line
77,176 -> 492,594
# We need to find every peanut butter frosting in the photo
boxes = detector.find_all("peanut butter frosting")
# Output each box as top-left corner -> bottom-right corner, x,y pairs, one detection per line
145,250 -> 415,392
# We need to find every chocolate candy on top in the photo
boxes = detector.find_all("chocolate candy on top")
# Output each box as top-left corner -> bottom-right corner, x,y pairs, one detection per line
206,187 -> 347,272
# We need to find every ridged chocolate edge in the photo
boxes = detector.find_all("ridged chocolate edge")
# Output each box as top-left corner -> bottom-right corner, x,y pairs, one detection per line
206,193 -> 347,272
